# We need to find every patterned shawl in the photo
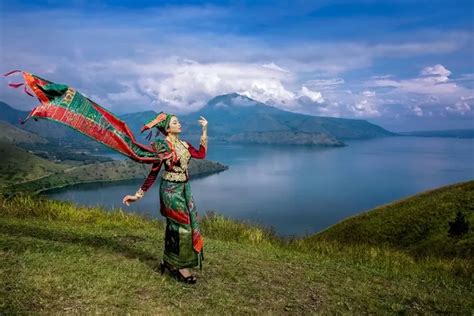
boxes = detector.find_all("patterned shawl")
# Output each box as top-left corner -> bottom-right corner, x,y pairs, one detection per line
3,70 -> 173,163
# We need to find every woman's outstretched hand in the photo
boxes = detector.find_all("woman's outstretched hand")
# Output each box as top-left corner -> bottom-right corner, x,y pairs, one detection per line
122,194 -> 139,206
198,116 -> 208,129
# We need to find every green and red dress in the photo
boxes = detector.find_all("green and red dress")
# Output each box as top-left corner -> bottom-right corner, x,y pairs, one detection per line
140,137 -> 206,270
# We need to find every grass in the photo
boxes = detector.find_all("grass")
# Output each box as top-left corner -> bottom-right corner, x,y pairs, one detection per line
301,180 -> 474,260
0,141 -> 68,188
0,182 -> 473,314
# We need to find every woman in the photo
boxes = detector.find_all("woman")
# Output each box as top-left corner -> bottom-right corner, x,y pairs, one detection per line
4,70 -> 207,283
122,111 -> 208,284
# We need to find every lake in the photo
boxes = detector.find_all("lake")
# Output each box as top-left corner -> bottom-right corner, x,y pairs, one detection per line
43,136 -> 474,238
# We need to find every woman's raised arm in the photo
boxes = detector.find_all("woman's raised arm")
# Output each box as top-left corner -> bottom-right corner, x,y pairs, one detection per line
185,137 -> 207,159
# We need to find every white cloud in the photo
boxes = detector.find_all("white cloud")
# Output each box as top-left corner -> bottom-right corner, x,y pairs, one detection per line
104,58 -> 298,112
262,62 -> 290,73
446,100 -> 471,115
365,64 -> 474,117
410,105 -> 424,117
362,90 -> 376,97
368,64 -> 466,95
420,64 -> 451,80
298,86 -> 325,104
106,81 -> 151,104
303,78 -> 345,90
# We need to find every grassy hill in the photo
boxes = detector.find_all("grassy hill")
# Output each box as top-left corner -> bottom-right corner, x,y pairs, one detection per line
299,180 -> 474,260
0,141 -> 69,189
0,141 -> 228,195
2,156 -> 228,196
0,181 -> 472,314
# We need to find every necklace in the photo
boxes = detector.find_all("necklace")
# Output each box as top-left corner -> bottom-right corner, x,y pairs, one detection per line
166,135 -> 187,157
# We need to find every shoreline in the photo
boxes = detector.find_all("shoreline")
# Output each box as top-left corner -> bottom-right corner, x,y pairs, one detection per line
33,167 -> 229,196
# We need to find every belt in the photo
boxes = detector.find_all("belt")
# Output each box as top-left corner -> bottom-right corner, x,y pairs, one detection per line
161,170 -> 188,182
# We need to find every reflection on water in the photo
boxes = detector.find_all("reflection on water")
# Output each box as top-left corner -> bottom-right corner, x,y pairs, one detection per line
44,136 -> 474,237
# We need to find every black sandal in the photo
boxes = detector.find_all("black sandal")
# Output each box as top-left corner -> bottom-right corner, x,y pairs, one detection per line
172,269 -> 197,284
159,261 -> 197,284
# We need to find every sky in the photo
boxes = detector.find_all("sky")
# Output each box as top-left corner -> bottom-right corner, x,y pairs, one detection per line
0,0 -> 473,132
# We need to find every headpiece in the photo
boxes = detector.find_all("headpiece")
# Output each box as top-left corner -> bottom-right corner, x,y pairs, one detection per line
140,111 -> 174,140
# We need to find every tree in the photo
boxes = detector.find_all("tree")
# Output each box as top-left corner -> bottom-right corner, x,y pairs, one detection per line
448,210 -> 469,238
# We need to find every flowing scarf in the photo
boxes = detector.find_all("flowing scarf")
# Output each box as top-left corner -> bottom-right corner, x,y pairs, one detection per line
3,70 -> 173,163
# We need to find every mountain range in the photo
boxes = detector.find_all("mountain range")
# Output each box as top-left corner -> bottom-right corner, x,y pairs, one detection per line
1,93 -> 399,149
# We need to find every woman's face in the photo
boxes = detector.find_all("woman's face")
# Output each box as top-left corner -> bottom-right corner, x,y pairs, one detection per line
167,115 -> 182,134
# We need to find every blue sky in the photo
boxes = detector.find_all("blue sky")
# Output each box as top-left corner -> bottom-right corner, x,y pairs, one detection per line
1,0 -> 473,132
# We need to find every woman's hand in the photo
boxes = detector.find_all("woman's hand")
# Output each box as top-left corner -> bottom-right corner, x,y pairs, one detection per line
122,194 -> 139,206
198,116 -> 208,138
198,116 -> 208,129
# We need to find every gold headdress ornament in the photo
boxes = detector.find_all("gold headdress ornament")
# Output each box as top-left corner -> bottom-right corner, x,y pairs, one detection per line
140,111 -> 174,140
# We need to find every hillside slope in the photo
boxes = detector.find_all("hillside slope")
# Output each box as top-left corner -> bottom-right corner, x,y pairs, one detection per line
0,141 -> 69,188
300,180 -> 474,260
3,157 -> 228,195
0,182 -> 472,314
0,121 -> 49,144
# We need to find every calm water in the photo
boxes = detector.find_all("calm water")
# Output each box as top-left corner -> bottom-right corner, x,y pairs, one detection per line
44,136 -> 474,237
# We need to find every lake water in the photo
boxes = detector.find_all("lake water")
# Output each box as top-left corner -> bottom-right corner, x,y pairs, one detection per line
43,136 -> 474,238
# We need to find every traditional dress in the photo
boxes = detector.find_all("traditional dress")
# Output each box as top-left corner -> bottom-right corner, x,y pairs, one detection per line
139,135 -> 207,270
4,69 -> 207,270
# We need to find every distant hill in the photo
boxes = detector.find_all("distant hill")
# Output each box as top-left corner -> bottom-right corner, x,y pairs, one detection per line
300,180 -> 474,260
3,157 -> 228,195
397,128 -> 474,138
120,93 -> 398,146
178,93 -> 397,145
0,121 -> 49,144
1,93 -> 398,148
0,141 -> 68,188
0,139 -> 228,194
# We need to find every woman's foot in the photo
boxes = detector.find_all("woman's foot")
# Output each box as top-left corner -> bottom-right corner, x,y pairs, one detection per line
159,261 -> 197,284
176,268 -> 197,284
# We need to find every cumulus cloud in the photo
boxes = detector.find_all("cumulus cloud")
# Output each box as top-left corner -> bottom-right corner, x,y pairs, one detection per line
85,57 -> 299,112
369,64 -> 464,95
298,86 -> 325,104
446,96 -> 473,115
362,90 -> 376,97
420,64 -> 451,80
365,64 -> 474,117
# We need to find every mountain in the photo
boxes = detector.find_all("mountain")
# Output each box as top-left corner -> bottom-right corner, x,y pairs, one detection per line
0,121 -> 48,144
119,110 -> 160,143
1,93 -> 398,147
177,93 -> 398,145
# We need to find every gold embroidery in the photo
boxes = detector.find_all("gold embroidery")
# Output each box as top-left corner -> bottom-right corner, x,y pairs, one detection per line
162,136 -> 191,182
200,135 -> 208,149
162,170 -> 187,182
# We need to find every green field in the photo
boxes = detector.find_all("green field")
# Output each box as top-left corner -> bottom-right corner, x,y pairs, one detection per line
0,180 -> 472,314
